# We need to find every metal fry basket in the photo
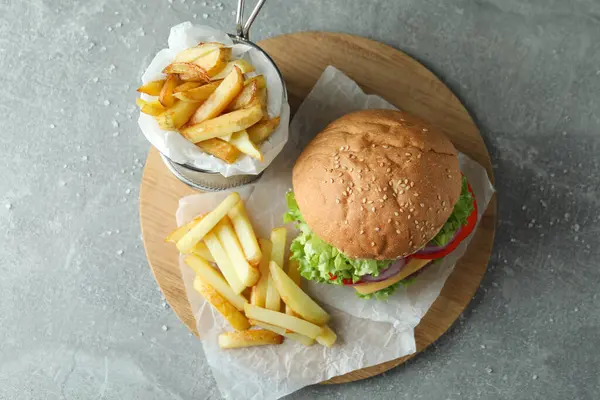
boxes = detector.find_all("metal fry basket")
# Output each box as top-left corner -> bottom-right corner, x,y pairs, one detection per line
161,0 -> 287,191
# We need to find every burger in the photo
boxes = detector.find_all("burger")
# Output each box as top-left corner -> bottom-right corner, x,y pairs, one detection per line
284,110 -> 478,299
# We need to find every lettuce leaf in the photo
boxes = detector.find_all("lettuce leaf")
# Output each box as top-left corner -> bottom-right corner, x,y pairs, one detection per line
431,176 -> 474,247
284,191 -> 393,285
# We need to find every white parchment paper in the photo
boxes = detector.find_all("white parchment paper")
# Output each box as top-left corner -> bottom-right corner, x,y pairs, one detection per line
176,66 -> 495,400
138,22 -> 290,177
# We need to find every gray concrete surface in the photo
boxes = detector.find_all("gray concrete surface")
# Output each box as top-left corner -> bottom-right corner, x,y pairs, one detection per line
1,0 -> 599,399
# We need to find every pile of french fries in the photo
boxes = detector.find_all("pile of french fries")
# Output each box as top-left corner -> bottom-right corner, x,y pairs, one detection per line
137,42 -> 281,164
166,192 -> 337,349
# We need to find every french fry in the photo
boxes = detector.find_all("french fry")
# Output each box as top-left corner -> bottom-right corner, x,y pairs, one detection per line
176,192 -> 241,253
257,87 -> 268,116
163,62 -> 210,82
285,259 -> 301,316
174,80 -> 222,102
215,217 -> 260,287
315,325 -> 337,348
229,130 -> 264,161
185,254 -> 247,311
211,59 -> 256,80
188,66 -> 244,125
227,201 -> 262,266
174,43 -> 223,63
203,231 -> 246,295
269,261 -> 330,325
137,98 -> 167,117
270,227 -> 286,268
247,117 -> 280,144
137,79 -> 165,96
251,239 -> 271,307
158,74 -> 180,108
174,81 -> 203,93
155,100 -> 200,130
244,304 -> 324,339
165,214 -> 203,243
182,104 -> 264,143
227,81 -> 259,111
218,330 -> 283,349
266,227 -> 286,311
196,139 -> 241,164
249,319 -> 315,347
191,241 -> 215,263
192,47 -> 231,77
194,278 -> 250,331
244,75 -> 266,89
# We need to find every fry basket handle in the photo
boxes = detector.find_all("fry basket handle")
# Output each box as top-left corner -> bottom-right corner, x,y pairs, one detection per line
235,0 -> 267,40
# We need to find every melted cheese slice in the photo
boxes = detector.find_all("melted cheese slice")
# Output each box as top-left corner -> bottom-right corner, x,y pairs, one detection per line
354,258 -> 432,295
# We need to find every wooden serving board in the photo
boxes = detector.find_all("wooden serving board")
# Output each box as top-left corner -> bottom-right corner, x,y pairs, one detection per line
140,32 -> 497,384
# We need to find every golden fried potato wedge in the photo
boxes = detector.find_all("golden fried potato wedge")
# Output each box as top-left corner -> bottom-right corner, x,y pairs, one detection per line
155,100 -> 200,130
137,79 -> 165,96
247,117 -> 280,144
163,62 -> 210,82
188,66 -> 244,125
192,47 -> 231,77
174,80 -> 222,102
218,329 -> 283,349
182,104 -> 263,143
211,59 -> 255,80
174,42 -> 224,63
196,139 -> 241,164
194,278 -> 250,331
158,74 -> 180,108
136,98 -> 167,116
244,75 -> 266,89
227,81 -> 259,111
174,81 -> 203,93
228,130 -> 263,161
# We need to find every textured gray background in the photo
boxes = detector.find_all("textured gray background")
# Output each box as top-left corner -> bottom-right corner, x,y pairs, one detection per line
1,0 -> 599,399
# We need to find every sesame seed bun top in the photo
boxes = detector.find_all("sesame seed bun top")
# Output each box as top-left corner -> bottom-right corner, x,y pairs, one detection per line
292,109 -> 462,260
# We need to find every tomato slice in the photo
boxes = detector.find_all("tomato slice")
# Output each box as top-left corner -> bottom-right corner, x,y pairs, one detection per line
328,273 -> 355,285
412,182 -> 478,260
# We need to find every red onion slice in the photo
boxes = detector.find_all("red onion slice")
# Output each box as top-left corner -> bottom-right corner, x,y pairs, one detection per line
416,227 -> 462,255
352,258 -> 407,284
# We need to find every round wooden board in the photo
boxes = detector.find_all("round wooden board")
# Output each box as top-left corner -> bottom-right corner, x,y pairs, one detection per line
140,32 -> 497,385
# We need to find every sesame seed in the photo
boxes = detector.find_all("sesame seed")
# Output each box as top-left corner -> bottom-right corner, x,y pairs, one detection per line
333,152 -> 338,157
338,172 -> 343,177
436,210 -> 441,214
360,230 -> 364,234
420,203 -> 425,207
350,168 -> 354,172
383,195 -> 388,200
443,207 -> 448,211
340,179 -> 344,184
396,230 -> 401,234
344,220 -> 348,224
360,205 -> 365,211
410,182 -> 414,187
409,241 -> 413,246
383,187 -> 388,191
405,152 -> 411,156
371,144 -> 376,148
347,186 -> 351,192
342,191 -> 348,196
420,227 -> 424,231
379,162 -> 384,167
422,128 -> 429,132
394,212 -> 399,216
358,174 -> 362,179
359,169 -> 363,173
395,221 -> 399,225
448,174 -> 452,178
343,166 -> 348,170
417,154 -> 422,159
386,168 -> 391,173
339,146 -> 344,151
409,208 -> 415,212
371,176 -> 376,182
330,178 -> 334,183
359,158 -> 364,162
336,198 -> 340,204
388,180 -> 393,186
442,201 -> 446,206
414,193 -> 419,197
371,242 -> 376,246
415,220 -> 419,225
404,179 -> 409,184
371,207 -> 376,212
362,198 -> 367,203
375,227 -> 380,232
367,200 -> 373,204
387,218 -> 392,223
383,145 -> 389,149
398,190 -> 404,194
378,199 -> 384,203
408,215 -> 411,220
